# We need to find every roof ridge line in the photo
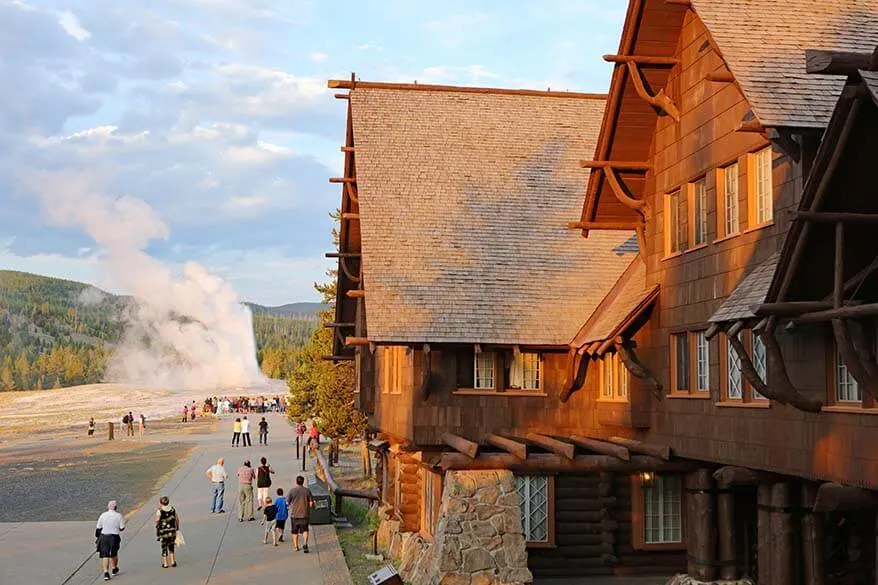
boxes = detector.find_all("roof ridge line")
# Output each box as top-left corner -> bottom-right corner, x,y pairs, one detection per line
328,79 -> 607,100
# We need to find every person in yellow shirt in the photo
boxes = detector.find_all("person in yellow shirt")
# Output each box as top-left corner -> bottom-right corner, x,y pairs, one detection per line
232,418 -> 242,447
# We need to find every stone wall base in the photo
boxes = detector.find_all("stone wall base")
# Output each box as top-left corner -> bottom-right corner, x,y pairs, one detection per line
665,574 -> 755,585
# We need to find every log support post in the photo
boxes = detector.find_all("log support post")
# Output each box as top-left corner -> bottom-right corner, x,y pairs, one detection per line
598,473 -> 617,564
801,482 -> 826,585
770,481 -> 794,585
716,478 -> 737,580
685,468 -> 716,581
757,484 -> 772,585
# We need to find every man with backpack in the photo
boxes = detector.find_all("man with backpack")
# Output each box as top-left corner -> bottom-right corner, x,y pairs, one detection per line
258,417 -> 269,445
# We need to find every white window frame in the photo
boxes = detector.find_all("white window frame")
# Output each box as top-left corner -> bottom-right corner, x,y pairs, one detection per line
695,331 -> 710,392
692,178 -> 708,246
599,352 -> 629,402
515,475 -> 551,544
515,351 -> 541,391
643,475 -> 683,545
722,163 -> 740,237
753,147 -> 773,225
474,351 -> 495,390
836,351 -> 861,403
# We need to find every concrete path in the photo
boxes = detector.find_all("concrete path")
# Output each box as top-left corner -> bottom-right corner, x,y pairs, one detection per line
0,413 -> 348,585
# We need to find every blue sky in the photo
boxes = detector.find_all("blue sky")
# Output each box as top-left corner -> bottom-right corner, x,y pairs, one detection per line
0,0 -> 625,304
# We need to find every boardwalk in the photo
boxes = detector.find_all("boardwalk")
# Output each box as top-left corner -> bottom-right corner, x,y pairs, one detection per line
0,413 -> 348,585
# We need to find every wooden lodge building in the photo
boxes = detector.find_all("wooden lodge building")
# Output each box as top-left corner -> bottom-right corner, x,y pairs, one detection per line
325,1 -> 878,584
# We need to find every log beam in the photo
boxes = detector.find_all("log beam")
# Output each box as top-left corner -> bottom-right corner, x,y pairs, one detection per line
805,48 -> 877,76
579,160 -> 651,170
665,0 -> 691,5
606,437 -> 670,460
329,177 -> 356,183
346,289 -> 365,298
567,220 -> 643,230
341,212 -> 360,221
813,481 -> 878,512
526,433 -> 576,460
797,302 -> 878,323
736,118 -> 766,133
797,210 -> 878,224
325,252 -> 361,258
323,322 -> 355,328
568,436 -> 630,461
704,323 -> 721,341
441,432 -> 479,458
345,336 -> 369,346
754,301 -> 837,316
713,466 -> 781,486
603,54 -> 679,66
705,71 -> 735,83
440,452 -> 690,472
485,434 -> 527,460
340,146 -> 355,153
321,355 -> 355,361
334,93 -> 350,99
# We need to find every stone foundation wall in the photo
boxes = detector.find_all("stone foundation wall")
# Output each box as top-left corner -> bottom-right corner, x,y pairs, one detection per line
376,471 -> 533,585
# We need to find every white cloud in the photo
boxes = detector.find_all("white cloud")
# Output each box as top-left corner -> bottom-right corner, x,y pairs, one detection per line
57,10 -> 91,41
309,51 -> 328,63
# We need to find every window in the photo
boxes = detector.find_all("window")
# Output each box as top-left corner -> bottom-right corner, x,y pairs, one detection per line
509,351 -> 541,390
671,331 -> 711,396
718,163 -> 740,237
421,469 -> 442,538
515,475 -> 554,545
665,190 -> 688,255
599,352 -> 629,402
381,346 -> 411,395
720,331 -> 767,404
671,333 -> 690,393
695,331 -> 710,392
474,351 -> 495,390
691,178 -> 708,245
725,333 -> 743,400
835,351 -> 861,403
642,475 -> 683,545
750,147 -> 773,226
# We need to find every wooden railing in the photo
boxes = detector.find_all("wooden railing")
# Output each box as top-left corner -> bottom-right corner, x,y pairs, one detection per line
309,441 -> 379,515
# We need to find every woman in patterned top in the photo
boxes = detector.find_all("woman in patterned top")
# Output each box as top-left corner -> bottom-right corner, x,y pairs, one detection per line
154,496 -> 181,568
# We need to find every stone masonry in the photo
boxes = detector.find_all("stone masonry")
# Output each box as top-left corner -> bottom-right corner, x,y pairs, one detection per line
378,470 -> 533,585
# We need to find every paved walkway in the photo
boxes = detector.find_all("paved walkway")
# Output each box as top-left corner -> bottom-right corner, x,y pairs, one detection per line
0,413 -> 349,585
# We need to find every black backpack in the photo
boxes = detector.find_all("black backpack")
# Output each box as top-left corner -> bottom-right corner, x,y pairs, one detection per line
122,415 -> 129,424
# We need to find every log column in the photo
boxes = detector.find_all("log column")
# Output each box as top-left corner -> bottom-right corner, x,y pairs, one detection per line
770,481 -> 795,585
758,484 -> 772,585
801,482 -> 826,585
598,473 -> 618,565
686,469 -> 716,581
716,479 -> 737,580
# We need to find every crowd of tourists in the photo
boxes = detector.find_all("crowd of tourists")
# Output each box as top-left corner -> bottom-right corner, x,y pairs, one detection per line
209,395 -> 287,415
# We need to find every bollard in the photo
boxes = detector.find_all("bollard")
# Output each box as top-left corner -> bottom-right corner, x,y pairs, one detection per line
302,441 -> 307,472
108,422 -> 114,441
296,436 -> 300,459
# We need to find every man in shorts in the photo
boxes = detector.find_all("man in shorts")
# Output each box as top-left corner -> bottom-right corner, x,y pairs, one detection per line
285,475 -> 314,553
95,500 -> 126,581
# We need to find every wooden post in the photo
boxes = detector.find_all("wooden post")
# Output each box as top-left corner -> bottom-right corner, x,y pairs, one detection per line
302,440 -> 307,472
716,480 -> 737,580
771,481 -> 794,585
686,469 -> 716,581
361,440 -> 372,477
834,222 -> 844,308
801,482 -> 826,585
108,422 -> 114,441
758,484 -> 773,585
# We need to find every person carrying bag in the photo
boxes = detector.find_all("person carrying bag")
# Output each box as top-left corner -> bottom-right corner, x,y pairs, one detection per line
155,496 -> 181,569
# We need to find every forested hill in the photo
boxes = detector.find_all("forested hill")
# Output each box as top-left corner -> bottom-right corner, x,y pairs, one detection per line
0,270 -> 319,390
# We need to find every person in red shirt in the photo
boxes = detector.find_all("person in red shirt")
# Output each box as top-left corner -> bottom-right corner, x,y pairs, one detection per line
308,424 -> 319,447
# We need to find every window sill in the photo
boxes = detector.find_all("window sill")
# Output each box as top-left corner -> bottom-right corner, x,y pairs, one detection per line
822,405 -> 878,415
715,401 -> 770,409
597,398 -> 631,404
661,251 -> 685,262
661,243 -> 709,262
712,232 -> 741,245
453,389 -> 547,397
742,221 -> 774,235
633,542 -> 686,552
667,392 -> 712,400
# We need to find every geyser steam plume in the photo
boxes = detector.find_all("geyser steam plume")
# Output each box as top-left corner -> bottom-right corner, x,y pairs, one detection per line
22,170 -> 268,390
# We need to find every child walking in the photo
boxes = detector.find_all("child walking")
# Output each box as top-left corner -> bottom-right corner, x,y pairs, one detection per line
261,497 -> 278,546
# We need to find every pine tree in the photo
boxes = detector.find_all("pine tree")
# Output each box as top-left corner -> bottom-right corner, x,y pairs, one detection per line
0,355 -> 15,391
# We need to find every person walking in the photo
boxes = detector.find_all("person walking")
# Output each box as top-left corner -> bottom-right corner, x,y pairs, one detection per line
286,475 -> 315,553
126,411 -> 135,437
95,500 -> 126,581
138,414 -> 146,437
182,405 -> 189,423
258,417 -> 269,445
308,423 -> 319,447
88,417 -> 95,437
205,457 -> 228,514
236,460 -> 256,522
256,457 -> 275,509
261,497 -> 278,545
154,496 -> 180,568
241,416 -> 252,447
274,488 -> 288,543
231,418 -> 241,447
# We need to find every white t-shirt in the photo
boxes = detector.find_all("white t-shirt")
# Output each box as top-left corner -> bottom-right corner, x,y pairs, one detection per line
207,464 -> 228,482
241,419 -> 250,433
96,510 -> 126,535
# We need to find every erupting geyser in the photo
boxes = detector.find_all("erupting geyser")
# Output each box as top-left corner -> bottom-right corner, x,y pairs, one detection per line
21,169 -> 268,390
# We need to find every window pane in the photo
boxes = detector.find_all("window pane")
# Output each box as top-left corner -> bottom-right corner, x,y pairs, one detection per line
643,475 -> 682,544
602,354 -> 614,398
521,353 -> 540,390
727,334 -> 743,399
836,351 -> 861,402
475,352 -> 495,389
724,164 -> 739,235
752,336 -> 767,399
693,179 -> 708,245
675,334 -> 689,391
696,332 -> 709,391
516,475 -> 549,543
756,148 -> 773,224
617,354 -> 629,400
668,191 -> 679,254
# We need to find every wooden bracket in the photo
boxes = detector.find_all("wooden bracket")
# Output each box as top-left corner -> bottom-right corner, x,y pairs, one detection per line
345,336 -> 369,346
705,71 -> 735,83
340,146 -> 355,153
346,289 -> 365,298
344,182 -> 359,204
341,212 -> 360,221
617,341 -> 662,399
334,93 -> 350,99
486,434 -> 527,461
832,319 -> 878,401
727,329 -> 781,403
604,54 -> 679,66
338,257 -> 361,283
761,318 -> 823,412
526,433 -> 576,460
736,118 -> 766,134
605,167 -> 647,214
442,432 -> 479,458
626,61 -> 680,122
561,347 -> 590,403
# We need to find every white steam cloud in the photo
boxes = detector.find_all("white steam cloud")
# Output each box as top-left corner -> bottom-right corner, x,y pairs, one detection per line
21,169 -> 268,390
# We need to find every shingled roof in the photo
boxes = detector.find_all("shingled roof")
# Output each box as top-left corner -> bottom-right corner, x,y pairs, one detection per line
709,253 -> 779,323
693,0 -> 878,128
347,83 -> 636,346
